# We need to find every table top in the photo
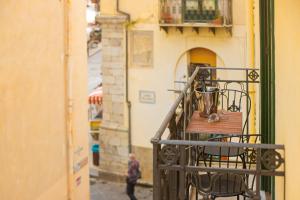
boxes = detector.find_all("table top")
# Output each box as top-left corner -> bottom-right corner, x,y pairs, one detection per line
186,111 -> 243,135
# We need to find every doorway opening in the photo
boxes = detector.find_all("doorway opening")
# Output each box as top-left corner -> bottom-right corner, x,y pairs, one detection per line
175,47 -> 220,90
188,47 -> 217,81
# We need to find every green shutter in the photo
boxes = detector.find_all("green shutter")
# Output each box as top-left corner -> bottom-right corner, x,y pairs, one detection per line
259,0 -> 275,198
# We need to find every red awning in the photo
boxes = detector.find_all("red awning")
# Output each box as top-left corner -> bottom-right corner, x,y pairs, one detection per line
89,87 -> 103,105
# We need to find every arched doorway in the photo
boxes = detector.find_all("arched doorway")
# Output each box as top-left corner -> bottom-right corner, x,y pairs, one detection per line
175,47 -> 220,85
189,48 -> 216,66
188,48 -> 217,80
174,47 -> 220,92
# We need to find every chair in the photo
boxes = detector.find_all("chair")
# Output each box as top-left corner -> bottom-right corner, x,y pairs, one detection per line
218,88 -> 251,134
188,134 -> 260,200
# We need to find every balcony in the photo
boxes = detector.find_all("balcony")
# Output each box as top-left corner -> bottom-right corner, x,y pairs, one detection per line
159,0 -> 232,34
151,67 -> 285,199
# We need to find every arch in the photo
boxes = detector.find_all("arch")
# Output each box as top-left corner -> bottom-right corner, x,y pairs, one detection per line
174,47 -> 225,85
189,47 -> 216,67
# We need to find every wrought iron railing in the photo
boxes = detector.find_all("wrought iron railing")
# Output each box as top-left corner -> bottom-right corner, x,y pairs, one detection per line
159,0 -> 232,26
151,67 -> 285,200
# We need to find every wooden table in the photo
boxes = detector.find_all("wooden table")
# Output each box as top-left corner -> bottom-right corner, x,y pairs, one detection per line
186,111 -> 243,135
186,111 -> 245,168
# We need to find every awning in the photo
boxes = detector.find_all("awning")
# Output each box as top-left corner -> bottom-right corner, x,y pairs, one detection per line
89,87 -> 103,105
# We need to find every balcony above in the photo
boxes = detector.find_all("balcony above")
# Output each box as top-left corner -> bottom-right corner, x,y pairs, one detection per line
159,0 -> 232,35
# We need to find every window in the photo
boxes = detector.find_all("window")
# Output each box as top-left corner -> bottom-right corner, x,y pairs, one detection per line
160,0 -> 232,26
173,6 -> 176,14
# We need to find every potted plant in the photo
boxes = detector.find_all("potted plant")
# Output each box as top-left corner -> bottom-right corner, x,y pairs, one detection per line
212,16 -> 223,25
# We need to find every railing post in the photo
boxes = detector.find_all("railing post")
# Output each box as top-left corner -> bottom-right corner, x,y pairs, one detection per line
246,69 -> 249,135
169,170 -> 178,200
179,145 -> 186,200
183,92 -> 187,140
153,141 -> 161,200
256,148 -> 262,200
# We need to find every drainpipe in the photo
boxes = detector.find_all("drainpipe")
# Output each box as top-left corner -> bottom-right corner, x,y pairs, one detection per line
116,0 -> 132,153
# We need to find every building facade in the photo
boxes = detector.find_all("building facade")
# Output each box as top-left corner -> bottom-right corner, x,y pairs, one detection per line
0,1 -> 89,199
99,1 -> 300,199
98,0 -> 259,184
0,0 -> 299,199
275,0 -> 300,199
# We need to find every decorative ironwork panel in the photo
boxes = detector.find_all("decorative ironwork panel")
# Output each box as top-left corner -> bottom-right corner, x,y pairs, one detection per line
159,145 -> 180,165
228,104 -> 240,112
249,149 -> 257,163
248,70 -> 260,81
261,149 -> 284,170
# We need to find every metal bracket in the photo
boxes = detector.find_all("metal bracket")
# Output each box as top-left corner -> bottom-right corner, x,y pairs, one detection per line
209,27 -> 216,35
160,26 -> 169,34
192,27 -> 199,34
226,27 -> 232,36
176,27 -> 184,34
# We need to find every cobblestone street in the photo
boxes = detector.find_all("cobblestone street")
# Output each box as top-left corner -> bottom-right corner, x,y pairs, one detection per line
90,179 -> 153,200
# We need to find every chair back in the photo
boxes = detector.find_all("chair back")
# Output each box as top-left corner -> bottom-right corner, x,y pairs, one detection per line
219,89 -> 251,134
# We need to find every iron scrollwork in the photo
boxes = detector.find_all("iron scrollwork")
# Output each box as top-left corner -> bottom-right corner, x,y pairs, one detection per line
261,149 -> 284,170
159,145 -> 179,165
248,70 -> 259,81
228,104 -> 240,112
248,149 -> 257,163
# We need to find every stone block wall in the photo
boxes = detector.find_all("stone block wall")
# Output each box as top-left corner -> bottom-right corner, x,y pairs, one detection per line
97,15 -> 153,185
97,15 -> 129,176
132,146 -> 153,184
99,128 -> 129,175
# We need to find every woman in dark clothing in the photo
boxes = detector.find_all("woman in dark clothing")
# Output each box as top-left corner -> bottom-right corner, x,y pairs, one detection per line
126,153 -> 140,200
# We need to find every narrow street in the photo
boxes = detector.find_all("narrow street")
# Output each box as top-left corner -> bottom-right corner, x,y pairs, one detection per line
87,47 -> 152,200
90,179 -> 153,200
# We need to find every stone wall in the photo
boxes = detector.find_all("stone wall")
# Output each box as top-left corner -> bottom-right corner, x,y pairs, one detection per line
99,128 -> 129,175
97,15 -> 129,176
132,146 -> 153,184
97,15 -> 154,185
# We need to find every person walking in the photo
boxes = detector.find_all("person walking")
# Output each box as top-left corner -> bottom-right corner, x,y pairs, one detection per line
126,153 -> 140,200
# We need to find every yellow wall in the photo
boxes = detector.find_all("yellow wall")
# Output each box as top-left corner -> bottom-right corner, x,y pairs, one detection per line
275,0 -> 300,199
100,0 -> 117,15
0,1 -> 89,200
